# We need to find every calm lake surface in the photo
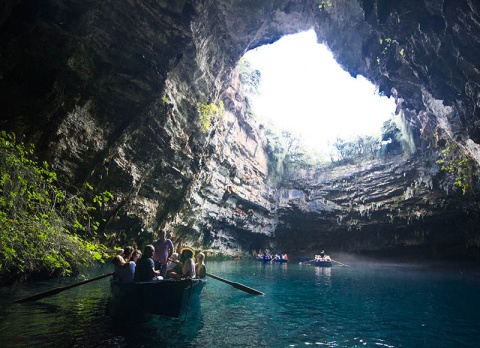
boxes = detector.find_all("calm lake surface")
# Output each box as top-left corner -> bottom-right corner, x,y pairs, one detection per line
1,257 -> 479,347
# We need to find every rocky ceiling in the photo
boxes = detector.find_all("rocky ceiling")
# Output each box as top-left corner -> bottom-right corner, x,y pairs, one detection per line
1,0 -> 479,260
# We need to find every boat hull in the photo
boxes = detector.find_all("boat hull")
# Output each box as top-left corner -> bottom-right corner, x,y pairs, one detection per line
110,278 -> 206,318
272,259 -> 288,263
315,260 -> 332,267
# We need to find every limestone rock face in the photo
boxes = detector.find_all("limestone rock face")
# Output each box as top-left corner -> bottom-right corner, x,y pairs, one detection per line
276,155 -> 480,258
1,0 -> 480,259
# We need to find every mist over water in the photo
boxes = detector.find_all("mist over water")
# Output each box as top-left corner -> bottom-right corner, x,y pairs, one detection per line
1,259 -> 479,347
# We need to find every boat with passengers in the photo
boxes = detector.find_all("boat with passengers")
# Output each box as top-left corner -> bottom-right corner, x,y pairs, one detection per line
256,256 -> 272,262
110,277 -> 206,318
314,250 -> 332,267
272,252 -> 289,263
256,253 -> 272,262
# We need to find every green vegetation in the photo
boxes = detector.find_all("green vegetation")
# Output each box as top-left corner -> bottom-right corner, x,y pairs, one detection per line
319,0 -> 333,10
436,141 -> 476,195
263,125 -> 329,182
238,58 -> 261,97
263,127 -> 292,180
261,117 -> 410,181
331,119 -> 408,164
376,37 -> 402,64
332,136 -> 379,163
0,131 -> 110,284
198,101 -> 224,133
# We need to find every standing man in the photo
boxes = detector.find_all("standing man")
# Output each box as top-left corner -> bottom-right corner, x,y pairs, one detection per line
152,229 -> 174,278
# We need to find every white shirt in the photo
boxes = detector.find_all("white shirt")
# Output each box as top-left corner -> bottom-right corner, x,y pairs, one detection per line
182,258 -> 196,278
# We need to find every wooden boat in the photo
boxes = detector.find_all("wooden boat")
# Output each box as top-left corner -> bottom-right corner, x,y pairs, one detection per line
315,259 -> 332,267
110,278 -> 206,318
272,258 -> 288,263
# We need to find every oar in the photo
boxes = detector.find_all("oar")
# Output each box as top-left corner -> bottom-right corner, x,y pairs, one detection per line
170,259 -> 263,295
206,272 -> 264,295
12,272 -> 114,304
331,259 -> 349,267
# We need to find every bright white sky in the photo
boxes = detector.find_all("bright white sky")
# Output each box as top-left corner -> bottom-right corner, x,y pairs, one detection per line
244,30 -> 396,151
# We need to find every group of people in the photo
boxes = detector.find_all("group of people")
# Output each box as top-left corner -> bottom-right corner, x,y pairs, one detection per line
315,250 -> 331,262
273,252 -> 288,261
258,251 -> 288,261
113,229 -> 207,283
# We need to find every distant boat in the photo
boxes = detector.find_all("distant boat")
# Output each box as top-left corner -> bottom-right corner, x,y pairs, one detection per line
256,256 -> 272,262
315,259 -> 332,267
110,278 -> 206,318
272,258 -> 288,263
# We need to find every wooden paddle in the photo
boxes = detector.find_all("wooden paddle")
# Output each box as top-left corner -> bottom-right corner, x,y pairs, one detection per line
12,272 -> 114,304
331,259 -> 349,267
170,259 -> 263,295
206,272 -> 264,295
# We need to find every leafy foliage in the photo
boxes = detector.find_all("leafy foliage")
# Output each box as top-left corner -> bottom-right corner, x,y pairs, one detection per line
376,37 -> 400,64
263,125 -> 328,182
332,135 -> 381,163
238,58 -> 262,96
331,118 -> 411,163
319,0 -> 333,10
198,101 -> 224,133
436,142 -> 476,195
0,131 -> 110,283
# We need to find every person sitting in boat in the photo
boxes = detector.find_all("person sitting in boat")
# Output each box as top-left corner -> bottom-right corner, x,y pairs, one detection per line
316,250 -> 331,262
152,229 -> 174,279
118,248 -> 142,283
121,246 -> 137,282
112,246 -> 136,282
123,246 -> 134,262
166,252 -> 179,277
195,252 -> 207,279
112,248 -> 125,268
132,249 -> 142,263
112,255 -> 126,281
169,247 -> 196,279
167,252 -> 179,270
133,245 -> 162,282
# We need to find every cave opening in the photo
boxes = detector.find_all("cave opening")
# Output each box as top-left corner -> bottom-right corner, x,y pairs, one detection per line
242,30 -> 397,161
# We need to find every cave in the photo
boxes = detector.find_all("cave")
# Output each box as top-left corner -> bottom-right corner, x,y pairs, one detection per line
1,0 -> 480,261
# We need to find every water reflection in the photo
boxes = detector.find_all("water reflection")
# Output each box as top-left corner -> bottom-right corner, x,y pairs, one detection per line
275,262 -> 288,273
315,265 -> 332,277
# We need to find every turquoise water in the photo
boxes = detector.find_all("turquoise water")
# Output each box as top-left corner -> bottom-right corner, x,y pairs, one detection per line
1,258 -> 479,347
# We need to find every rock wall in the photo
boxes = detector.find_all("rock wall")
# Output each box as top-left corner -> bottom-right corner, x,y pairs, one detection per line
1,0 -> 480,259
275,153 -> 480,259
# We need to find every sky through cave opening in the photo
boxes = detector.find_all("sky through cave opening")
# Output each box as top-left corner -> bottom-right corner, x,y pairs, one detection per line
243,30 -> 397,157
